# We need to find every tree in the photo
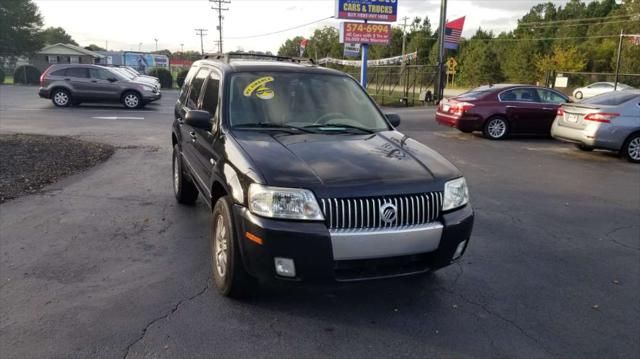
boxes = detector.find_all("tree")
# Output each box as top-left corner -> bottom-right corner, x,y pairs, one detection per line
152,49 -> 172,57
458,39 -> 503,86
39,26 -> 77,46
0,0 -> 44,56
85,44 -> 106,52
502,39 -> 539,83
535,45 -> 586,79
277,36 -> 305,57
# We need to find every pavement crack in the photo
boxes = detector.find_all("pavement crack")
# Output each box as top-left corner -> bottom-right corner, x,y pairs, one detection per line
603,225 -> 639,252
121,281 -> 210,359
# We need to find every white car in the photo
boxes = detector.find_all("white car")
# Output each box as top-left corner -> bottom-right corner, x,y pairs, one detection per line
573,82 -> 632,100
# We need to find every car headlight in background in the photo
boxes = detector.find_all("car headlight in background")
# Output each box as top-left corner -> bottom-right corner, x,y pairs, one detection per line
248,184 -> 324,220
443,177 -> 469,211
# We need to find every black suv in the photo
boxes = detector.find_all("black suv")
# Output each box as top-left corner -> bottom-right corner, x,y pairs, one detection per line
172,53 -> 474,297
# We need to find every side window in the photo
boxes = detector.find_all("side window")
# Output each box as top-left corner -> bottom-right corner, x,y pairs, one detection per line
500,90 -> 517,101
500,88 -> 539,102
187,69 -> 209,109
90,68 -> 113,80
179,66 -> 200,103
65,67 -> 89,79
536,89 -> 567,104
201,71 -> 220,115
50,69 -> 66,76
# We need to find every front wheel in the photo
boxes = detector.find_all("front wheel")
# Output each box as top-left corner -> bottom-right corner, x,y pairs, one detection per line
622,133 -> 640,163
122,91 -> 142,109
210,196 -> 256,298
483,117 -> 509,140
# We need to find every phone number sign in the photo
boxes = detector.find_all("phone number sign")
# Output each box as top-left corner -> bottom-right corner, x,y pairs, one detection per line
335,0 -> 398,22
340,22 -> 391,44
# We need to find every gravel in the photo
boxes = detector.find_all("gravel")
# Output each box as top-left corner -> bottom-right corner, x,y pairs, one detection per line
0,134 -> 115,203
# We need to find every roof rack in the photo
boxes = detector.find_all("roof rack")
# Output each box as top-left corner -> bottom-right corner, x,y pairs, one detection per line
202,52 -> 315,65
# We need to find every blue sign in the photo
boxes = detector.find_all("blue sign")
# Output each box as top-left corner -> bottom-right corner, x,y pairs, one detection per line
335,0 -> 398,22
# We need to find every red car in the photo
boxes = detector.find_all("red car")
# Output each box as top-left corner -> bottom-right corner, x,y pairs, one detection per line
435,84 -> 570,139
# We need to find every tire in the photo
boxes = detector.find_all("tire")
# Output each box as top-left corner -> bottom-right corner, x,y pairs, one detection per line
622,133 -> 640,163
51,88 -> 71,107
172,145 -> 199,205
575,144 -> 594,152
574,91 -> 583,100
210,196 -> 256,298
122,91 -> 142,109
483,117 -> 509,140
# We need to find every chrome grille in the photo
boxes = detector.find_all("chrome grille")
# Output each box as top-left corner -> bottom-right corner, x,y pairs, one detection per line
320,193 -> 443,231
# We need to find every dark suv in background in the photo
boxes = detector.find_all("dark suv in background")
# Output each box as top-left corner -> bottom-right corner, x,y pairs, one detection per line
172,53 -> 474,298
38,64 -> 161,109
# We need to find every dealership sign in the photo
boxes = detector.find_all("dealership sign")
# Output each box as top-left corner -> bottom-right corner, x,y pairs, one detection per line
340,22 -> 391,44
335,0 -> 398,22
344,43 -> 361,58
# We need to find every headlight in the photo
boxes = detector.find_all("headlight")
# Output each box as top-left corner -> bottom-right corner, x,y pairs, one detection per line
248,184 -> 324,220
142,85 -> 153,91
443,177 -> 469,211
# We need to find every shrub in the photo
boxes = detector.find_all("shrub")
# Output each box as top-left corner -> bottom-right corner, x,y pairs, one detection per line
13,65 -> 41,85
0,68 -> 5,84
147,67 -> 173,89
176,69 -> 189,88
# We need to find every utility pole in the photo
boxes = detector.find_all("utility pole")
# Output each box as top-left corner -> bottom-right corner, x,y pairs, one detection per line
180,43 -> 184,53
154,38 -> 158,52
138,42 -> 142,51
105,41 -> 108,51
614,29 -> 624,91
435,0 -> 448,102
210,0 -> 230,54
401,16 -> 410,56
195,28 -> 208,56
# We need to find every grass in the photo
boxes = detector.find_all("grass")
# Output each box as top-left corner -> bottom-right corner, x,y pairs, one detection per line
3,75 -> 13,85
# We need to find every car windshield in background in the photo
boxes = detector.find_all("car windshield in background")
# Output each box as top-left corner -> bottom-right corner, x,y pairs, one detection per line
228,72 -> 389,132
113,68 -> 135,80
582,91 -> 640,106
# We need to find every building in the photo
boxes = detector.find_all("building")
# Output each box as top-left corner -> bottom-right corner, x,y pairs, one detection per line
32,43 -> 104,72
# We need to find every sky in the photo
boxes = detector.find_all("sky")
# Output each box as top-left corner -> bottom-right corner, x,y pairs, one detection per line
34,0 -> 584,54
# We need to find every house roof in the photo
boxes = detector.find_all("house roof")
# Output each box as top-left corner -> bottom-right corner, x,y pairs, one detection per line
38,43 -> 105,58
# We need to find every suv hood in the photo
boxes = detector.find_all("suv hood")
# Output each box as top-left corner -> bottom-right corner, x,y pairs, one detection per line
232,130 -> 461,197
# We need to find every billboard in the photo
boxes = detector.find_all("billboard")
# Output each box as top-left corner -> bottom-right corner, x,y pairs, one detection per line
344,43 -> 361,58
339,22 -> 391,44
335,0 -> 398,22
123,52 -> 169,74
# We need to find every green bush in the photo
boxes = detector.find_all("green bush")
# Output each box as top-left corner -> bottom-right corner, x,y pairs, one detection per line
0,68 -> 5,84
13,65 -> 41,85
176,69 -> 189,88
147,67 -> 173,89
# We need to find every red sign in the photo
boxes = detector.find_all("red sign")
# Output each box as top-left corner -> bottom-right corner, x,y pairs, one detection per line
340,22 -> 391,44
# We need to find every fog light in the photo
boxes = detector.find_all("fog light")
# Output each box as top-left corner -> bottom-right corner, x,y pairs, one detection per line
274,257 -> 296,278
454,240 -> 468,259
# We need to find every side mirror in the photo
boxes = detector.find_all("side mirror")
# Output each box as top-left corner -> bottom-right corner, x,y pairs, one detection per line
386,113 -> 401,127
185,110 -> 212,131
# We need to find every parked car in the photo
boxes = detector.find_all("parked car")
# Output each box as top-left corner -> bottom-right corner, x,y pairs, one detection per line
110,67 -> 160,88
551,90 -> 640,162
118,66 -> 160,86
572,82 -> 633,100
172,53 -> 474,297
38,64 -> 161,109
436,84 -> 570,139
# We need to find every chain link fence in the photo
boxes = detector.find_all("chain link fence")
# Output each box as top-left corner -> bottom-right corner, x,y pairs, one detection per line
547,70 -> 640,97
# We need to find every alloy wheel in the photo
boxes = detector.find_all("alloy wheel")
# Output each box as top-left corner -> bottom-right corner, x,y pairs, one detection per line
124,94 -> 139,108
214,215 -> 229,278
54,91 -> 69,106
487,118 -> 507,139
628,137 -> 640,161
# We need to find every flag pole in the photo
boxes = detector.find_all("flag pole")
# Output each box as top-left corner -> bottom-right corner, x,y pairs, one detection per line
436,0 -> 448,102
614,29 -> 623,91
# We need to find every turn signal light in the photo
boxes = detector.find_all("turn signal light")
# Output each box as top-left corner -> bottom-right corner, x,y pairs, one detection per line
556,108 -> 565,117
583,113 -> 619,123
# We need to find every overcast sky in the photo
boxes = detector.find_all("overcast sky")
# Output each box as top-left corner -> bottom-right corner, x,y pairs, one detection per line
34,0 -> 583,54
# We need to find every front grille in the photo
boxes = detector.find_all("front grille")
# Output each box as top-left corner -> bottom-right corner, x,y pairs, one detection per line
319,192 -> 443,231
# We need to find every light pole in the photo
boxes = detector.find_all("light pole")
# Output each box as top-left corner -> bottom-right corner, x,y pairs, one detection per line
154,38 -> 159,52
138,42 -> 142,51
436,0 -> 448,102
180,43 -> 184,53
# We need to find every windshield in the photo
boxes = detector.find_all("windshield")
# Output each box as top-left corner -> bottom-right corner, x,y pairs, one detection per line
228,72 -> 390,131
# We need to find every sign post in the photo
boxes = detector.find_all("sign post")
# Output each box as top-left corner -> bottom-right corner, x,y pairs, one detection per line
335,0 -> 398,88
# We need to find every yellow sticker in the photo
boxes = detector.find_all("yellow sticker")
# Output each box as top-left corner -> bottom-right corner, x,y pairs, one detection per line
243,76 -> 275,99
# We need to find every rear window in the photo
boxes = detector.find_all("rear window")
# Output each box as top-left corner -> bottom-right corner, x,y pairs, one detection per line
457,90 -> 492,100
582,92 -> 639,106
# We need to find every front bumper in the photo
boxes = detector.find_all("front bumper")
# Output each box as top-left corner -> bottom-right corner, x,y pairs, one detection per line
142,92 -> 162,102
234,204 -> 474,283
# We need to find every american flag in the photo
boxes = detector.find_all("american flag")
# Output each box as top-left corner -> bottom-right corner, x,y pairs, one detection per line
444,17 -> 465,49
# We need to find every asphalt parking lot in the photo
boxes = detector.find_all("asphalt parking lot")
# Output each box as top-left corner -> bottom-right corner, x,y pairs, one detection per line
1,85 -> 638,359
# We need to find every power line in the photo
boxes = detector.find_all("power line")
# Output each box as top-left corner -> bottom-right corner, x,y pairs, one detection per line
473,34 -> 622,42
210,0 -> 230,54
517,18 -> 638,29
195,28 -> 208,55
518,13 -> 639,26
225,16 -> 334,40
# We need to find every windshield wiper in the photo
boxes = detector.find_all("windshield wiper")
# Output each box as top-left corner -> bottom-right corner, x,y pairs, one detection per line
232,123 -> 313,133
303,124 -> 375,134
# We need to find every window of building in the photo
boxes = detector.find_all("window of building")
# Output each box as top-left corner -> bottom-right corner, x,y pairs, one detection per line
47,56 -> 58,64
70,56 -> 80,64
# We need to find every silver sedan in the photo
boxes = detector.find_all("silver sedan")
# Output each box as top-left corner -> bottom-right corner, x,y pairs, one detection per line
551,90 -> 640,163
